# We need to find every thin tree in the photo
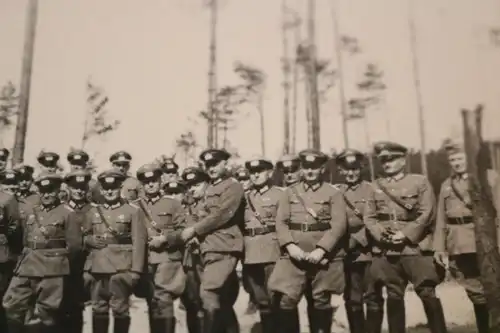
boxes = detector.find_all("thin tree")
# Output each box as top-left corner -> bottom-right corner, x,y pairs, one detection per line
82,78 -> 120,150
408,0 -> 428,176
176,131 -> 199,167
233,62 -> 267,155
12,0 -> 38,164
206,0 -> 218,148
307,0 -> 321,150
281,0 -> 291,155
0,82 -> 19,146
289,8 -> 301,154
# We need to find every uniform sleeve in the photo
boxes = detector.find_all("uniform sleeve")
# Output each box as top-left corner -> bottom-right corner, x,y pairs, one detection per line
166,200 -> 186,248
363,185 -> 385,242
131,207 -> 148,273
275,189 -> 294,247
6,196 -> 22,250
401,178 -> 436,244
193,181 -> 244,237
351,226 -> 369,247
432,184 -> 447,252
65,211 -> 83,255
82,209 -> 94,248
316,189 -> 348,252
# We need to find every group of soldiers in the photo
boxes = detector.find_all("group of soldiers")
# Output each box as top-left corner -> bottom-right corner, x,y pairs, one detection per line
0,137 -> 493,333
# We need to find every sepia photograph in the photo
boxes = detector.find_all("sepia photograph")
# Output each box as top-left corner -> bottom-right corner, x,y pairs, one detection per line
0,0 -> 499,332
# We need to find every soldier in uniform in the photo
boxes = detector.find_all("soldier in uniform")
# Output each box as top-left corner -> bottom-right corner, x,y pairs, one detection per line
58,170 -> 94,333
0,148 -> 9,173
179,149 -> 244,333
163,178 -> 186,202
267,149 -> 348,333
276,154 -> 301,186
135,164 -> 186,333
13,164 -> 38,220
0,169 -> 20,333
433,138 -> 490,333
67,149 -> 101,204
1,169 -> 19,196
82,169 -> 147,333
3,173 -> 82,333
159,156 -> 180,184
109,151 -> 142,202
335,149 -> 384,333
241,157 -> 283,333
180,166 -> 210,333
234,167 -> 258,316
37,151 -> 61,174
364,141 -> 447,333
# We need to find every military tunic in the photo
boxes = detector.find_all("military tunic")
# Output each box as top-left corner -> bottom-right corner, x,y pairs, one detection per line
267,181 -> 348,309
364,174 -> 443,300
191,177 -> 244,312
2,203 -> 82,326
83,202 -> 147,317
433,175 -> 489,304
242,185 -> 282,315
338,181 -> 384,315
137,195 -> 186,319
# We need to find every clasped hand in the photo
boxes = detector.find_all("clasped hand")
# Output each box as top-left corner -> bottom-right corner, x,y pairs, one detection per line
381,229 -> 407,245
286,244 -> 326,264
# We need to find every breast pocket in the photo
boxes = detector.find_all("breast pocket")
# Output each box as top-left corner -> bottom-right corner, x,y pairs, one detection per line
261,204 -> 278,221
115,218 -> 131,234
400,190 -> 419,209
157,212 -> 173,228
46,219 -> 65,237
205,193 -> 220,210
314,200 -> 331,219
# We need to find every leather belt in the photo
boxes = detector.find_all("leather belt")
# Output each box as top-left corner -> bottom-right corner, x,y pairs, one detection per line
244,225 -> 276,237
377,213 -> 413,222
289,223 -> 331,232
95,235 -> 132,245
447,216 -> 473,225
27,239 -> 66,250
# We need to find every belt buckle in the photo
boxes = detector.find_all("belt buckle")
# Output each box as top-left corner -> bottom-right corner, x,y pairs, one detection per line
457,216 -> 465,225
301,224 -> 310,232
247,228 -> 256,237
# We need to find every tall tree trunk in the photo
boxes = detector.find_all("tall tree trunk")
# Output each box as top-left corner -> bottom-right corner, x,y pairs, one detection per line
13,0 -> 38,164
258,93 -> 266,156
331,0 -> 349,149
304,68 -> 313,149
291,17 -> 300,154
281,0 -> 291,155
362,110 -> 375,181
207,0 -> 218,149
408,0 -> 427,175
462,105 -> 500,330
307,0 -> 320,150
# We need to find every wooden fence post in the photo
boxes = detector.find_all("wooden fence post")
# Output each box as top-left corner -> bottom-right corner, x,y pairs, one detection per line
462,105 -> 500,330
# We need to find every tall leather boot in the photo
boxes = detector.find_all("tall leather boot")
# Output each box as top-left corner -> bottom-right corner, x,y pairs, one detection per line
68,313 -> 84,333
345,305 -> 366,333
185,310 -> 203,333
113,316 -> 131,333
223,308 -> 239,333
152,317 -> 176,333
275,309 -> 300,333
421,297 -> 448,333
366,307 -> 384,333
473,304 -> 490,333
307,304 -> 316,333
202,309 -> 225,333
39,323 -> 58,333
386,298 -> 406,333
6,319 -> 24,333
259,311 -> 275,333
92,314 -> 110,333
313,308 -> 333,333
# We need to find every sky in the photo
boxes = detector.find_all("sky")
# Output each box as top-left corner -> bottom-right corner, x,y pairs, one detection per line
0,0 -> 499,171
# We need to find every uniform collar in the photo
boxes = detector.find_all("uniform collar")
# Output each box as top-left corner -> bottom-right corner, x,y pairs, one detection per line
252,184 -> 270,195
454,173 -> 468,181
17,191 -> 33,198
103,201 -> 123,209
68,199 -> 87,210
385,172 -> 405,182
40,202 -> 59,212
346,181 -> 361,191
145,194 -> 161,204
302,181 -> 321,192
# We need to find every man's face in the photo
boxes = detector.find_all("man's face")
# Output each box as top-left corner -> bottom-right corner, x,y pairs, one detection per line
162,171 -> 178,183
448,152 -> 467,175
41,165 -> 57,174
205,160 -> 226,180
71,164 -> 85,171
0,159 -> 7,171
40,188 -> 59,206
18,177 -> 33,192
189,181 -> 208,199
100,184 -> 121,202
240,179 -> 252,191
143,177 -> 161,196
281,165 -> 300,185
301,164 -> 323,184
339,166 -> 361,184
69,184 -> 89,202
250,169 -> 271,188
112,162 -> 130,174
380,156 -> 406,176
2,184 -> 18,195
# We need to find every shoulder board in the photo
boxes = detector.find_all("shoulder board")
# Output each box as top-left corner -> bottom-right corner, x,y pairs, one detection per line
129,202 -> 139,209
90,202 -> 99,207
273,186 -> 286,191
407,173 -> 427,181
63,204 -> 75,212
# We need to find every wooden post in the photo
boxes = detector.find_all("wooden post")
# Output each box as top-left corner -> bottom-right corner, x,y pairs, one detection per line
12,0 -> 38,164
462,104 -> 500,330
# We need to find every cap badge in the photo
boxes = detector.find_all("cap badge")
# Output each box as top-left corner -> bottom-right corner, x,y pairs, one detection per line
105,177 -> 114,184
186,173 -> 195,180
346,155 -> 356,163
305,155 -> 315,162
283,161 -> 292,167
250,160 -> 259,167
204,153 -> 212,160
76,176 -> 85,182
144,171 -> 154,178
74,155 -> 81,160
41,180 -> 50,186
45,156 -> 53,161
